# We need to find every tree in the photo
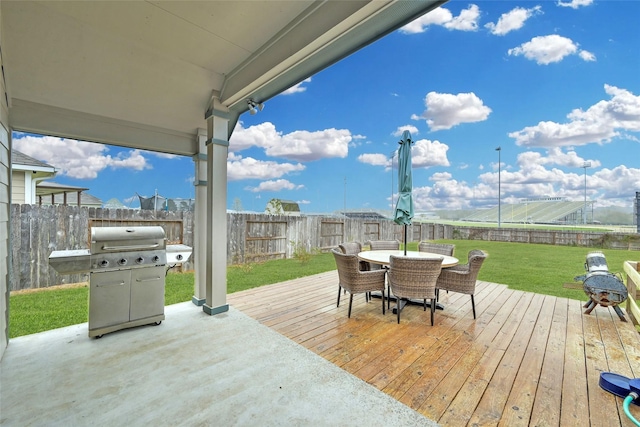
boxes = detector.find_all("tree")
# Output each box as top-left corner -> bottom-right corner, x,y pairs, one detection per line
265,199 -> 284,215
232,197 -> 243,212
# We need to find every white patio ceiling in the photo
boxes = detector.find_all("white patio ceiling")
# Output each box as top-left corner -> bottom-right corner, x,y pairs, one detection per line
2,0 -> 446,156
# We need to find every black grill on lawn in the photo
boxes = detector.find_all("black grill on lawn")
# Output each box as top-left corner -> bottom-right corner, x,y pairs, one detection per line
574,251 -> 628,321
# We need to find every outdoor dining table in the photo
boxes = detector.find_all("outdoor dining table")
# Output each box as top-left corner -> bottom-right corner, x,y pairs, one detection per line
357,250 -> 459,312
357,250 -> 458,268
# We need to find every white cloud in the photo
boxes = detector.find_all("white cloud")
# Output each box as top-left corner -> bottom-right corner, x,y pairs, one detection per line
229,121 -> 280,152
245,179 -> 304,192
412,91 -> 492,131
281,78 -> 312,95
13,135 -> 151,179
579,50 -> 596,62
508,34 -> 595,65
230,122 -> 351,161
269,129 -> 350,161
411,139 -> 451,168
430,172 -> 452,181
348,133 -> 367,148
357,153 -> 391,167
400,4 -> 480,34
485,6 -> 542,36
392,125 -> 419,138
407,143 -> 639,210
475,149 -> 640,206
518,147 -> 601,168
518,148 -> 601,169
446,4 -> 481,31
590,165 -> 640,200
359,138 -> 450,171
509,85 -> 640,147
557,0 -> 593,9
227,153 -> 305,181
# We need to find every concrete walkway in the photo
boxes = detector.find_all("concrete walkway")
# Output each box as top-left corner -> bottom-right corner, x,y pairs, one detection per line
1,302 -> 438,426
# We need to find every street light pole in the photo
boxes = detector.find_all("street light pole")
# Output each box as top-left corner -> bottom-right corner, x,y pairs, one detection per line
496,147 -> 501,228
583,161 -> 591,224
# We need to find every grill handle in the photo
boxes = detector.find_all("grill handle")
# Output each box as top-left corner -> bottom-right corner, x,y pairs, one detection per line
136,277 -> 162,283
96,281 -> 125,288
100,243 -> 160,251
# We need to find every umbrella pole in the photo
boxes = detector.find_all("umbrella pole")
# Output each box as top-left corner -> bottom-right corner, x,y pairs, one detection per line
404,225 -> 407,255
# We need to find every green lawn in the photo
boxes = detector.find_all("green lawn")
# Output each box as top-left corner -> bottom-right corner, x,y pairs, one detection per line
9,241 -> 639,338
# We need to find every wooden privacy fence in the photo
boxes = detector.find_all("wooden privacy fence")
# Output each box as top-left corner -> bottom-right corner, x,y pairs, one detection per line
623,261 -> 640,327
9,204 -> 640,290
10,205 -> 194,291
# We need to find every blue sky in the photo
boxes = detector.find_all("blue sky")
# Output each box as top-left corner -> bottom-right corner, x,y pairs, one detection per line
13,0 -> 640,214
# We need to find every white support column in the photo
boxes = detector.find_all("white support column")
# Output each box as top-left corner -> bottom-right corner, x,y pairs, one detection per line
24,173 -> 34,204
203,95 -> 229,315
191,128 -> 208,306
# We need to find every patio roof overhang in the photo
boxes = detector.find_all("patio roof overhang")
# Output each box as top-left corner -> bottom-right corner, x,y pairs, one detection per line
0,0 -> 449,350
3,0 -> 446,154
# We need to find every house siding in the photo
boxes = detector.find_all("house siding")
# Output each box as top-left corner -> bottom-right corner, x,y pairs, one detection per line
0,12 -> 10,357
10,172 -> 25,204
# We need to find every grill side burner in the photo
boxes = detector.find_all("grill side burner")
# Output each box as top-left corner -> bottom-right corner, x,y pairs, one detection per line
574,251 -> 628,322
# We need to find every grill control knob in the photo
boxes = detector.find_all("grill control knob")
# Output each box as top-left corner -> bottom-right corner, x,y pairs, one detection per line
118,258 -> 128,266
176,254 -> 183,261
99,260 -> 109,268
136,257 -> 144,264
151,255 -> 160,263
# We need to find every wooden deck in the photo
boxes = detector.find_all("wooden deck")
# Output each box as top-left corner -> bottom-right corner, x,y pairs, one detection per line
228,271 -> 640,426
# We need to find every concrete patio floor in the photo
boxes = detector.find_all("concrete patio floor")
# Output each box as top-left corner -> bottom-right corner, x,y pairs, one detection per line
0,302 -> 438,427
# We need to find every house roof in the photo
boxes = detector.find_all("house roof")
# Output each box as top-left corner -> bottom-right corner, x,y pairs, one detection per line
36,181 -> 89,196
342,211 -> 390,220
35,182 -> 102,207
269,199 -> 301,212
11,150 -> 56,173
36,182 -> 102,206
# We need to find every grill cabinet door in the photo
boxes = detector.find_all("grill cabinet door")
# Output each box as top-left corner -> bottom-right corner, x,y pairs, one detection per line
89,270 -> 131,329
130,266 -> 165,321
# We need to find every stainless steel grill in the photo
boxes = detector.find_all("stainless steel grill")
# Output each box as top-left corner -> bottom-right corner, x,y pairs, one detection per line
49,226 -> 191,338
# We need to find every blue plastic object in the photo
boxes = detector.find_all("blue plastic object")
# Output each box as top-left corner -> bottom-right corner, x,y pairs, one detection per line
599,372 -> 640,406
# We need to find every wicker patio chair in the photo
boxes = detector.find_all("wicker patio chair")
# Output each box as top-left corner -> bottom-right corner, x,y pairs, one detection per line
332,249 -> 386,318
435,249 -> 487,319
338,241 -> 370,271
338,241 -> 371,300
366,240 -> 400,274
387,255 -> 443,325
367,240 -> 400,251
418,241 -> 455,256
419,241 -> 455,297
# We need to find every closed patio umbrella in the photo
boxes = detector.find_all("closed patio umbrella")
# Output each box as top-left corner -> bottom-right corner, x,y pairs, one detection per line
393,130 -> 414,255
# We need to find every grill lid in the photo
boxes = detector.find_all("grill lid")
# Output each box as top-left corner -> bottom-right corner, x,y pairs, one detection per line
91,226 -> 166,254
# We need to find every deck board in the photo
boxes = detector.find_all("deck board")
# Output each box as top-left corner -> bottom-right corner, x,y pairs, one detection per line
228,270 -> 640,426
